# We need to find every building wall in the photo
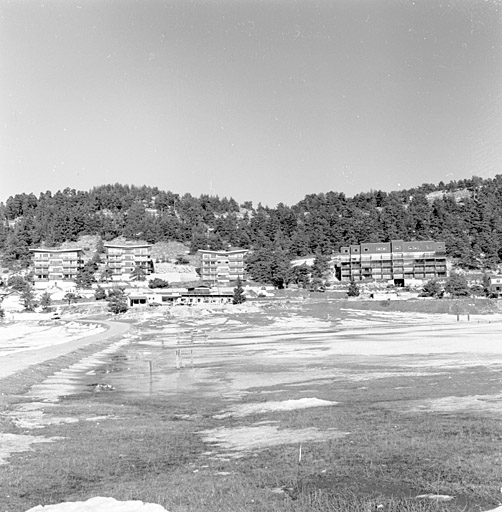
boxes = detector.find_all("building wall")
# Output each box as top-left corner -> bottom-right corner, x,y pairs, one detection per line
199,249 -> 248,284
104,244 -> 153,280
339,240 -> 446,282
31,249 -> 84,281
489,276 -> 502,293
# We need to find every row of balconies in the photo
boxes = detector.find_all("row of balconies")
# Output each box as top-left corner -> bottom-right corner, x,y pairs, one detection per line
342,252 -> 442,261
342,261 -> 445,269
35,263 -> 79,269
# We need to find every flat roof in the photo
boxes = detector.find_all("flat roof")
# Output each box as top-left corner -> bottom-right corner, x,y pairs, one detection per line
104,243 -> 151,248
30,248 -> 83,253
198,248 -> 247,254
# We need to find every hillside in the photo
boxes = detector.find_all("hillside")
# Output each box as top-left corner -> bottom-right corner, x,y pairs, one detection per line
1,175 -> 501,271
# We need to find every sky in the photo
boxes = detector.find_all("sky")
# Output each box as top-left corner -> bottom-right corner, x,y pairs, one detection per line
1,0 -> 501,208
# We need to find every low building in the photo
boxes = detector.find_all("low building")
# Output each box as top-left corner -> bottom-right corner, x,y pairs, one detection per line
198,248 -> 248,284
338,240 -> 447,285
30,248 -> 84,282
127,286 -> 233,307
104,242 -> 153,281
488,275 -> 502,295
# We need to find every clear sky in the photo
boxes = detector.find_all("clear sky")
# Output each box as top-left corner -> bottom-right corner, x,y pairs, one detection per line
1,0 -> 501,207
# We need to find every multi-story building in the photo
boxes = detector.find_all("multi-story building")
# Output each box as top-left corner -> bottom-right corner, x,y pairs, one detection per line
339,240 -> 446,285
30,248 -> 84,282
103,242 -> 153,280
198,248 -> 248,284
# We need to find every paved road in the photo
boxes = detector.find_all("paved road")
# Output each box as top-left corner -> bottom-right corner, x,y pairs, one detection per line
0,320 -> 131,380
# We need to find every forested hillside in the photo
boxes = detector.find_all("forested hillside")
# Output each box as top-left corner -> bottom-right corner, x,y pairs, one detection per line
1,175 -> 502,270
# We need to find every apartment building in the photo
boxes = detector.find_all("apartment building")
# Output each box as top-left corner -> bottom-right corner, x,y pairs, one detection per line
198,248 -> 248,284
104,242 -> 153,280
30,248 -> 84,281
339,240 -> 447,285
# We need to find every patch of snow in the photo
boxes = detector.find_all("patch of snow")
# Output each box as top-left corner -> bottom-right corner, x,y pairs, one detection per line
0,433 -> 61,465
401,392 -> 502,415
25,496 -> 168,512
416,494 -> 455,501
214,397 -> 337,419
199,424 -> 348,457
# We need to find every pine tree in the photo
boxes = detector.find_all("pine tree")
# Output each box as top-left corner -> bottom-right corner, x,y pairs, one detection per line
107,288 -> 129,314
75,261 -> 97,288
130,263 -> 147,281
347,278 -> 360,297
233,277 -> 246,304
39,291 -> 52,311
482,273 -> 491,297
100,266 -> 114,283
444,272 -> 470,297
20,285 -> 37,311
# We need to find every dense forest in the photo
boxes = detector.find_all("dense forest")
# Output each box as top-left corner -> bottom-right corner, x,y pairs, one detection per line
1,175 -> 502,271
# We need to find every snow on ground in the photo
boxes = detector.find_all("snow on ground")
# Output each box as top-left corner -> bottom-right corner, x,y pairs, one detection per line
6,402 -> 79,429
0,321 -> 105,357
0,433 -> 61,465
213,397 -> 337,419
25,497 -> 168,512
199,424 -> 349,458
397,392 -> 502,415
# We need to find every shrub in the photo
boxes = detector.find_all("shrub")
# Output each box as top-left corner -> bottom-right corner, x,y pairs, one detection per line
94,286 -> 107,301
420,279 -> 443,298
148,278 -> 170,289
107,296 -> 128,315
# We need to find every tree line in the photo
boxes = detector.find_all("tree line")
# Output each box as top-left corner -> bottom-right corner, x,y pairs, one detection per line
1,175 -> 502,272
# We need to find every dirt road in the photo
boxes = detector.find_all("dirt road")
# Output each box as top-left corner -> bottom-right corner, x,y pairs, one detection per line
0,320 -> 130,380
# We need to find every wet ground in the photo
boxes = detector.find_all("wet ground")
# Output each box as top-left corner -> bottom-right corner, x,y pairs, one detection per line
3,304 -> 502,511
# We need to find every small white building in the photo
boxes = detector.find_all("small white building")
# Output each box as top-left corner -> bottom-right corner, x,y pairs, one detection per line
489,275 -> 502,294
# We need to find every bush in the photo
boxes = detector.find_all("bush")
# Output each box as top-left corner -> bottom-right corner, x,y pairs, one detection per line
107,296 -> 128,315
175,255 -> 190,265
148,278 -> 170,289
107,287 -> 126,299
94,286 -> 107,301
420,279 -> 443,298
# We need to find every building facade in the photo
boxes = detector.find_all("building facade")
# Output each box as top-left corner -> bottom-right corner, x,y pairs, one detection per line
30,248 -> 84,281
103,243 -> 153,280
198,248 -> 248,284
339,240 -> 446,285
488,275 -> 502,295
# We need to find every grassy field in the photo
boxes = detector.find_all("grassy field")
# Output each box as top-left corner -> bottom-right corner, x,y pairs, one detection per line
1,300 -> 502,512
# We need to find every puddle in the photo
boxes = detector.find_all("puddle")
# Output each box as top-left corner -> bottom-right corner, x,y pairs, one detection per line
28,339 -> 131,402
